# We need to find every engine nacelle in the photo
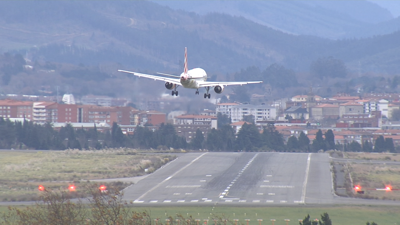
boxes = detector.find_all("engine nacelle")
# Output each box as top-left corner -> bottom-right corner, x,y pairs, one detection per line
214,85 -> 224,94
165,82 -> 176,90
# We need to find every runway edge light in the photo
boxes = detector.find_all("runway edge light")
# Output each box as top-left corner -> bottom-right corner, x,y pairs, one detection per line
38,185 -> 45,191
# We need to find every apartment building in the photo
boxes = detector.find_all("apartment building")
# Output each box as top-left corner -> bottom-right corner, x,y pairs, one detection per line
230,104 -> 277,123
0,99 -> 33,120
174,114 -> 217,142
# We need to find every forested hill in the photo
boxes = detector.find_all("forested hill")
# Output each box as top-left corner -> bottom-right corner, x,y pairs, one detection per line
152,0 -> 397,39
0,1 -> 399,74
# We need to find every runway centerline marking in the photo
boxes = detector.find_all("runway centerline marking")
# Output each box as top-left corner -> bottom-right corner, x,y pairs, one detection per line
166,185 -> 201,188
135,153 -> 208,201
219,153 -> 259,199
301,153 -> 312,203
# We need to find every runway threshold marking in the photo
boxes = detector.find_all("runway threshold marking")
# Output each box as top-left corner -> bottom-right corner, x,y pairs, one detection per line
301,153 -> 312,203
134,153 -> 208,201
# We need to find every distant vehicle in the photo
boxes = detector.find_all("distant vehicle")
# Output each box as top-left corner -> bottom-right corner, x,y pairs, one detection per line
118,48 -> 262,98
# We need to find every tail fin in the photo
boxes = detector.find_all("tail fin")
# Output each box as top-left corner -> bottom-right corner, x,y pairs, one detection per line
184,47 -> 188,76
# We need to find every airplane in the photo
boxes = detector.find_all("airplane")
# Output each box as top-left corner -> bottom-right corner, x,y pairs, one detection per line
118,48 -> 263,99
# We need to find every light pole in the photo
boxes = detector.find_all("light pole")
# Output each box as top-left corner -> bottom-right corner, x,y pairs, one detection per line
257,219 -> 263,225
270,219 -> 276,225
284,219 -> 290,225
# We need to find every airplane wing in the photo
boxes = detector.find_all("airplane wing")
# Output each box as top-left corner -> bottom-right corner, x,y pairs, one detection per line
118,69 -> 181,85
198,81 -> 263,87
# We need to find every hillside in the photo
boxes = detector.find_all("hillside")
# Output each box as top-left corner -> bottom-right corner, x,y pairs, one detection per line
152,0 -> 396,39
0,0 -> 399,76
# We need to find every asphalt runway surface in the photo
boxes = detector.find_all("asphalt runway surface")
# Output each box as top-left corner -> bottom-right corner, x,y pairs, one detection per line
123,152 -> 334,205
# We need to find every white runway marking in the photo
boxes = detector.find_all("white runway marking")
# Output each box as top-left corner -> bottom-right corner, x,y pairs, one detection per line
260,185 -> 294,188
280,200 -> 287,203
206,175 -> 212,177
200,180 -> 206,182
268,193 -> 275,196
190,200 -> 199,202
163,200 -> 171,203
239,200 -> 247,203
177,200 -> 185,203
135,153 -> 208,201
266,175 -> 272,177
256,193 -> 264,195
219,153 -> 259,198
266,200 -> 274,203
173,193 -> 180,195
133,200 -> 144,203
263,180 -> 270,182
253,200 -> 261,203
166,185 -> 201,188
301,153 -> 312,203
185,193 -> 192,195
150,200 -> 158,203
204,199 -> 212,202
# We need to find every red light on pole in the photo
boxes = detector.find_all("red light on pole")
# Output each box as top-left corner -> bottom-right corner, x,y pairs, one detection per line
99,185 -> 107,192
354,185 -> 361,190
385,186 -> 392,191
68,184 -> 76,192
38,185 -> 45,191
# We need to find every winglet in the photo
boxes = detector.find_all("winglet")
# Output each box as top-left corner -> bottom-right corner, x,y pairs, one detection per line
184,47 -> 188,79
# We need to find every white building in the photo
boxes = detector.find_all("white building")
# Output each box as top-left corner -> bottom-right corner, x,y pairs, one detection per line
216,103 -> 239,116
230,104 -> 277,124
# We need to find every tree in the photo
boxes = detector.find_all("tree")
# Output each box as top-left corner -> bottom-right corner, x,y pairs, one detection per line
384,138 -> 395,152
310,56 -> 347,79
206,128 -> 223,151
298,131 -> 310,151
324,130 -> 335,150
261,124 -> 285,151
366,222 -> 378,225
236,123 -> 261,151
261,63 -> 298,89
286,136 -> 298,151
243,115 -> 255,123
319,212 -> 332,225
217,112 -> 231,128
218,125 -> 236,151
299,214 -> 318,225
348,141 -> 362,152
312,129 -> 325,152
111,122 -> 125,147
362,140 -> 373,152
190,129 -> 204,150
374,135 -> 385,152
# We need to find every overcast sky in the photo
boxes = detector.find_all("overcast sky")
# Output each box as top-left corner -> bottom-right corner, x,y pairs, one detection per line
368,0 -> 400,17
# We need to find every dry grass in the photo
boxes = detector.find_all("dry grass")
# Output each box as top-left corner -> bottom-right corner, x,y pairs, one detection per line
350,163 -> 400,200
0,149 -> 176,201
345,152 -> 400,161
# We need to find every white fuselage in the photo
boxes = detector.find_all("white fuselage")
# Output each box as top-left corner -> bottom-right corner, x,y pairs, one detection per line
180,68 -> 207,89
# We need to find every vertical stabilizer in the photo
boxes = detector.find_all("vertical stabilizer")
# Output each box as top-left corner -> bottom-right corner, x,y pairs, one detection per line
184,47 -> 188,78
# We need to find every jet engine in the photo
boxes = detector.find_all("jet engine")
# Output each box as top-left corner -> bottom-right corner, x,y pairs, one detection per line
214,85 -> 224,94
165,82 -> 176,90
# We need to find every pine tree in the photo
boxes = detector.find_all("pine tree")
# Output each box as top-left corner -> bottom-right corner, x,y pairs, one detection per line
374,135 -> 385,152
312,129 -> 325,152
298,131 -> 310,151
324,130 -> 335,150
236,123 -> 261,151
384,138 -> 394,152
286,136 -> 298,151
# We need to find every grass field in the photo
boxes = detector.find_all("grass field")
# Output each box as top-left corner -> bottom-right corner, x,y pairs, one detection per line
343,152 -> 400,200
0,149 -> 176,201
1,205 -> 399,225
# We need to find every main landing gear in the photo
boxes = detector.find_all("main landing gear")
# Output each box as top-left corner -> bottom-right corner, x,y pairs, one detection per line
203,87 -> 211,99
172,90 -> 178,96
195,89 -> 199,95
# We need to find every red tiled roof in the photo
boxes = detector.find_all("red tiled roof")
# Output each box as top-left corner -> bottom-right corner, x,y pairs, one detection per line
176,114 -> 216,119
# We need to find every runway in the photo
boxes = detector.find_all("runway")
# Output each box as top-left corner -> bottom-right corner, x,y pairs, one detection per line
123,152 -> 333,205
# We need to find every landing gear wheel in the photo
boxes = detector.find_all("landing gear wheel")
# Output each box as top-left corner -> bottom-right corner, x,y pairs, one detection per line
204,93 -> 207,98
176,91 -> 178,96
208,94 -> 211,99
172,91 -> 175,96
195,90 -> 199,95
